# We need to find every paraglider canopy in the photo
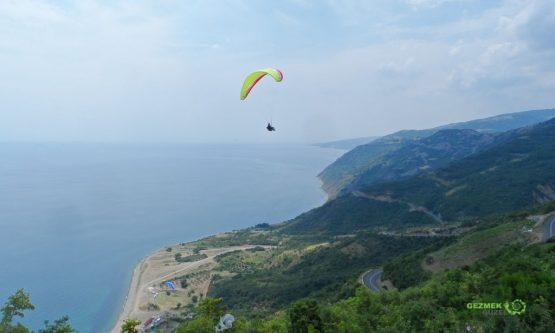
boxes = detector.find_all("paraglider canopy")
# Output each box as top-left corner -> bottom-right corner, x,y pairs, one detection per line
240,68 -> 283,100
164,281 -> 176,290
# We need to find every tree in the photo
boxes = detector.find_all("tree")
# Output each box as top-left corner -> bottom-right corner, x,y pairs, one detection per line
1,289 -> 75,333
39,316 -> 75,333
175,298 -> 225,333
289,299 -> 323,333
121,319 -> 141,333
198,297 -> 224,323
1,289 -> 34,328
175,317 -> 213,333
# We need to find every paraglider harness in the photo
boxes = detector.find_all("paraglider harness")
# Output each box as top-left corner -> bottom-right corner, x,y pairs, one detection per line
266,123 -> 276,131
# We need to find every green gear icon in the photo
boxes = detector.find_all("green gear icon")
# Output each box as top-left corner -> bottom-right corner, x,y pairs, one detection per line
503,299 -> 526,315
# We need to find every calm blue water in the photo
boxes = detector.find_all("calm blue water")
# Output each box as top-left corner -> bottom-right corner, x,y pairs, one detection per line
0,143 -> 341,332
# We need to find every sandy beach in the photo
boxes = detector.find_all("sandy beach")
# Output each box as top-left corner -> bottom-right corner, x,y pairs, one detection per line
110,244 -> 263,333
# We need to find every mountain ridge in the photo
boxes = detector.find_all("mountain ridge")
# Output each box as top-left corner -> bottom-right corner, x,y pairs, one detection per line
173,117 -> 555,332
363,117 -> 555,221
319,108 -> 555,198
286,117 -> 555,234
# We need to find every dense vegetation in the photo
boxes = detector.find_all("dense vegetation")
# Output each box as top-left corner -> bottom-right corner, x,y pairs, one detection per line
364,117 -> 555,221
209,233 -> 444,315
286,118 -> 555,236
191,229 -> 279,249
175,253 -> 208,263
317,132 -> 412,198
281,195 -> 435,234
195,116 -> 555,332
320,109 -> 555,197
382,238 -> 454,289
182,117 -> 555,332
178,241 -> 555,332
344,129 -> 495,194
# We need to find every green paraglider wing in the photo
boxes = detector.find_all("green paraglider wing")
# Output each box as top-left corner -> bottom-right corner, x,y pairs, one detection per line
240,68 -> 283,100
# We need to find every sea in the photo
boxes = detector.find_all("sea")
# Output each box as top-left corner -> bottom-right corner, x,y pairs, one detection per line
0,143 -> 341,332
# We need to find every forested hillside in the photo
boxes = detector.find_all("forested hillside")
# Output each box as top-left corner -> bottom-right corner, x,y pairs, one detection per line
178,204 -> 554,333
174,116 -> 555,333
320,109 -> 555,198
363,117 -> 555,221
285,118 -> 555,235
209,233 -> 444,315
343,129 -> 496,194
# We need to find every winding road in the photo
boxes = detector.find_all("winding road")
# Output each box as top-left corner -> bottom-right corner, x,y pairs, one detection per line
361,268 -> 383,292
360,213 -> 555,293
543,214 -> 555,241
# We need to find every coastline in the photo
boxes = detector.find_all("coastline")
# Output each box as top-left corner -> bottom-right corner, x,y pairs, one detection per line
110,243 -> 267,332
110,254 -> 149,333
109,147 -> 338,332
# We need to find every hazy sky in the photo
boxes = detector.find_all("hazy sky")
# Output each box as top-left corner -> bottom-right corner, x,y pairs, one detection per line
1,0 -> 554,143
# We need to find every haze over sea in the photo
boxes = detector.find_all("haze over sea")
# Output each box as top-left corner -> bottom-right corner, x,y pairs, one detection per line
0,143 -> 341,333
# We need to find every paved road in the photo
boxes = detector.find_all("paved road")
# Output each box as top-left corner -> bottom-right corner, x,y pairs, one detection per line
362,268 -> 383,292
543,215 -> 555,241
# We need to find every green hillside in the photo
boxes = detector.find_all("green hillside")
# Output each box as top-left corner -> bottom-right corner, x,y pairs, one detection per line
192,116 -> 555,331
174,118 -> 555,332
344,129 -> 496,194
178,219 -> 555,333
169,117 -> 555,333
364,117 -> 555,221
276,118 -> 555,237
281,194 -> 436,235
208,233 -> 442,316
317,136 -> 408,198
320,109 -> 555,198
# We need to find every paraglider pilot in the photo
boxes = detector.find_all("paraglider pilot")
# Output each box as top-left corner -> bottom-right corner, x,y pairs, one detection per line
239,68 -> 283,133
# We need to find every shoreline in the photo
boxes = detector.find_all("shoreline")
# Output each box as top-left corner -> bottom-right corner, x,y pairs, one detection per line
110,254 -> 149,333
110,243 -> 266,332
110,165 -> 332,332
